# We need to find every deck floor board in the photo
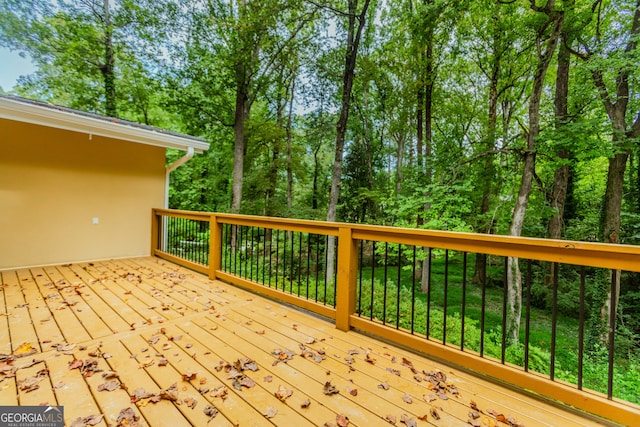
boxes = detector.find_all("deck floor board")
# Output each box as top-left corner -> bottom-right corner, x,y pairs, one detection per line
0,257 -> 612,426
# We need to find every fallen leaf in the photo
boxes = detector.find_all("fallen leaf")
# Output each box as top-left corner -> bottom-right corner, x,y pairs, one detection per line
365,353 -> 376,364
402,393 -> 413,404
400,414 -> 417,427
336,414 -> 349,426
469,410 -> 480,420
323,381 -> 339,395
182,372 -> 197,381
377,381 -> 390,390
158,358 -> 168,367
116,407 -> 139,427
468,419 -> 481,427
240,376 -> 256,388
417,414 -> 428,422
97,380 -> 120,392
385,414 -> 397,424
184,397 -> 197,409
160,383 -> 179,401
70,414 -> 104,427
301,399 -> 311,408
264,406 -> 278,419
68,359 -> 83,370
386,367 -> 401,376
430,408 -> 440,420
275,384 -> 293,400
347,349 -> 359,355
346,386 -> 358,396
264,375 -> 273,383
210,385 -> 228,400
306,337 -> 316,344
203,405 -> 218,422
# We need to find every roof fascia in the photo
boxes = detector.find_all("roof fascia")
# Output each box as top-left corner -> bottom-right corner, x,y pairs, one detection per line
0,97 -> 209,153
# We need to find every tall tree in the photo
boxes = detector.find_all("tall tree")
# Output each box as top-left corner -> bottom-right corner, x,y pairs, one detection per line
323,0 -> 373,282
571,0 -> 640,339
506,1 -> 563,346
0,0 -> 156,117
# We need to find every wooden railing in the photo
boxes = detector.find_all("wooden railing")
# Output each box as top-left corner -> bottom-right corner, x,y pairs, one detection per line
152,208 -> 640,426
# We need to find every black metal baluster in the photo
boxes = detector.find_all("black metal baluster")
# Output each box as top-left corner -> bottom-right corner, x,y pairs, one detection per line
297,233 -> 303,297
578,266 -> 586,390
275,229 -> 280,290
306,234 -> 311,299
524,260 -> 532,372
443,249 -> 449,344
290,231 -> 295,294
411,246 -> 417,334
551,262 -> 558,380
426,248 -> 432,338
396,245 -> 402,329
358,241 -> 364,316
383,242 -> 389,325
607,269 -> 617,399
480,254 -> 487,357
315,236 -> 320,302
461,252 -> 467,350
370,241 -> 376,321
502,257 -> 508,364
268,228 -> 273,288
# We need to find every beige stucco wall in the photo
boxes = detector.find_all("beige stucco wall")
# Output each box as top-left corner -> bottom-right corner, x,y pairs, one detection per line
0,119 -> 166,269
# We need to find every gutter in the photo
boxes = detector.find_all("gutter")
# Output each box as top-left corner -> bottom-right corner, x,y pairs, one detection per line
165,146 -> 195,208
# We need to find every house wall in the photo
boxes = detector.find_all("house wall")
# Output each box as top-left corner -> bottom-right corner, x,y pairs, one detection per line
0,119 -> 166,269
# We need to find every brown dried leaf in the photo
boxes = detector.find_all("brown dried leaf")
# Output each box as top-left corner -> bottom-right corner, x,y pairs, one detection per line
346,386 -> 358,396
160,383 -> 179,401
264,406 -> 278,419
417,414 -> 428,422
323,381 -> 339,395
467,418 -> 481,427
240,376 -> 256,388
203,405 -> 218,421
264,375 -> 273,383
210,385 -> 228,400
97,380 -> 121,392
275,384 -> 293,400
301,399 -> 311,408
377,381 -> 390,390
386,367 -> 401,376
469,410 -> 480,420
365,352 -> 376,364
385,414 -> 397,424
400,414 -> 417,427
336,414 -> 349,427
184,397 -> 197,409
402,393 -> 413,404
470,400 -> 480,411
182,372 -> 197,381
158,358 -> 168,367
347,349 -> 359,355
68,359 -> 83,370
430,408 -> 440,420
117,408 -> 140,427
70,414 -> 104,427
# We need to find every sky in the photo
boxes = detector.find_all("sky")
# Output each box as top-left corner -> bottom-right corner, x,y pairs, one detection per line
0,47 -> 35,91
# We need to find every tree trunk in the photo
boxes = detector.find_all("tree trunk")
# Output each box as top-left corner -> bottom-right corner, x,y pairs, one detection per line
326,0 -> 372,284
473,6 -> 501,285
507,6 -> 563,346
588,2 -> 640,340
102,0 -> 116,117
231,74 -> 250,213
286,78 -> 295,210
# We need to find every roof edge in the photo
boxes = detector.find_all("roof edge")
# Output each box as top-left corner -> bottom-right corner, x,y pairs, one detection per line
0,95 -> 209,153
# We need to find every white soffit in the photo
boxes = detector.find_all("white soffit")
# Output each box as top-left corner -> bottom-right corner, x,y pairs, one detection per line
0,96 -> 209,153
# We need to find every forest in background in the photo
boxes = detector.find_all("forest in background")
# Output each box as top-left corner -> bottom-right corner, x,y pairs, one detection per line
2,0 -> 640,391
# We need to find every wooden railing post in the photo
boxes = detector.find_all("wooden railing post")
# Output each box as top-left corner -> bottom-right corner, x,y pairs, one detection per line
151,209 -> 159,256
209,215 -> 221,280
336,226 -> 358,331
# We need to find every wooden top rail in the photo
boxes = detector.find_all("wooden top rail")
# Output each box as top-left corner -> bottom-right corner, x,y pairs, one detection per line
153,208 -> 640,273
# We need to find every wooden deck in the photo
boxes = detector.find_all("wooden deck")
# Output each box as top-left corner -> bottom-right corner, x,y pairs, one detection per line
0,257 -> 612,426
